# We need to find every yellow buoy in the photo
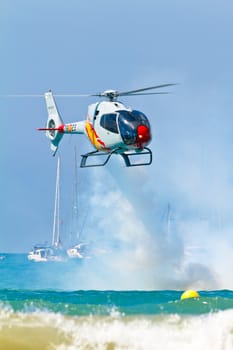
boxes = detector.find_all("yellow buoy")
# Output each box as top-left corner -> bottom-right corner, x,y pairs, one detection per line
180,290 -> 200,300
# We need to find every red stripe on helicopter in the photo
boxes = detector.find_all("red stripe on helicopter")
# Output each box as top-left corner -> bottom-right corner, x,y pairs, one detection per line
37,125 -> 65,132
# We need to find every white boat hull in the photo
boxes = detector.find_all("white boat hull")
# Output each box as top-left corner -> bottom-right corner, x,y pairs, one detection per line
27,247 -> 64,262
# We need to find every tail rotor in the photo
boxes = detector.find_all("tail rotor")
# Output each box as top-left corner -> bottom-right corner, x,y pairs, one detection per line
39,91 -> 65,156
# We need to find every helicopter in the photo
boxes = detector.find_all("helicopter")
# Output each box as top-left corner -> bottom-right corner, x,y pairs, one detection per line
38,84 -> 176,167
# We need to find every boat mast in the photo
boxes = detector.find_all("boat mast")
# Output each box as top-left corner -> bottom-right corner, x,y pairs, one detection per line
70,147 -> 79,244
52,155 -> 61,247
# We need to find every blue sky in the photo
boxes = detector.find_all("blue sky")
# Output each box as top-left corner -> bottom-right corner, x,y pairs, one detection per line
1,0 -> 233,288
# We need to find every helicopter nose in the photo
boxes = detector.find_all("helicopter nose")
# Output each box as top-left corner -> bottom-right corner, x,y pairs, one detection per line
136,125 -> 151,147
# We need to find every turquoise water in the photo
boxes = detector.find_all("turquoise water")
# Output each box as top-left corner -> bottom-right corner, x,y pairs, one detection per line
0,254 -> 232,349
1,289 -> 233,316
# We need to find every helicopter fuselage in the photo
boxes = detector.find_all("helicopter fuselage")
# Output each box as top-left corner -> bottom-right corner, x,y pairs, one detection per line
40,90 -> 154,167
84,100 -> 152,153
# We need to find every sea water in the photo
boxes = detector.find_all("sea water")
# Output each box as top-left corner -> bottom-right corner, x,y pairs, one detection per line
0,254 -> 232,350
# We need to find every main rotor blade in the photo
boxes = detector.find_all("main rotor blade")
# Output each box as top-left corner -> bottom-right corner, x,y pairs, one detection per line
119,83 -> 177,96
4,93 -> 92,98
120,92 -> 171,96
90,92 -> 111,97
52,94 -> 92,97
4,94 -> 44,97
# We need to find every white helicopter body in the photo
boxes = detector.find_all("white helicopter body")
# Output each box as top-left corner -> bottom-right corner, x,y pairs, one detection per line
39,85 -> 175,167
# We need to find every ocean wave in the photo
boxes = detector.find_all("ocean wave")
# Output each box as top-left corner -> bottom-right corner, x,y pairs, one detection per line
0,308 -> 232,349
0,289 -> 233,316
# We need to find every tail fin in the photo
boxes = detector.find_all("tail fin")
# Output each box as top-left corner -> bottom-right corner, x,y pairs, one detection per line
44,91 -> 64,156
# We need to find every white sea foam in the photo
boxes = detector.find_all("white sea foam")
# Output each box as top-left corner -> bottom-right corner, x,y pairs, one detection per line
58,310 -> 233,350
0,309 -> 232,349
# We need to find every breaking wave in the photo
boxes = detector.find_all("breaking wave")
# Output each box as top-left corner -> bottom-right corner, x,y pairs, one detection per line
0,308 -> 232,350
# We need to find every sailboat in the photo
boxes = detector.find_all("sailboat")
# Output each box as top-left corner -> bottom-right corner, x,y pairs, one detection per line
67,148 -> 90,259
28,156 -> 64,262
51,155 -> 63,251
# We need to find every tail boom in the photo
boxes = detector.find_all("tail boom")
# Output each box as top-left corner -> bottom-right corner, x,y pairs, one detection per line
38,121 -> 85,134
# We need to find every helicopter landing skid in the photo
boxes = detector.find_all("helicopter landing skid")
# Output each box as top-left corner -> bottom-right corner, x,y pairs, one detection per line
120,147 -> 152,167
80,149 -> 116,168
80,147 -> 152,168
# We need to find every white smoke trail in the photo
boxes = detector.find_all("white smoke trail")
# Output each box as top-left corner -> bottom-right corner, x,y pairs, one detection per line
75,156 -> 219,290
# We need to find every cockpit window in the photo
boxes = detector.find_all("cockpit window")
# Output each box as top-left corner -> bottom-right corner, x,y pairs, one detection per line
131,110 -> 150,127
118,110 -> 150,127
117,110 -> 150,145
100,113 -> 119,133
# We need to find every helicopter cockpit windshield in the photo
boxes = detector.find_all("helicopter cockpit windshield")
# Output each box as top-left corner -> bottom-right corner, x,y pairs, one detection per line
117,110 -> 151,146
100,110 -> 151,147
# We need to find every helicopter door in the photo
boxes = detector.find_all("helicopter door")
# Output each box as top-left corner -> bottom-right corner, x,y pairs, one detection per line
100,113 -> 118,134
